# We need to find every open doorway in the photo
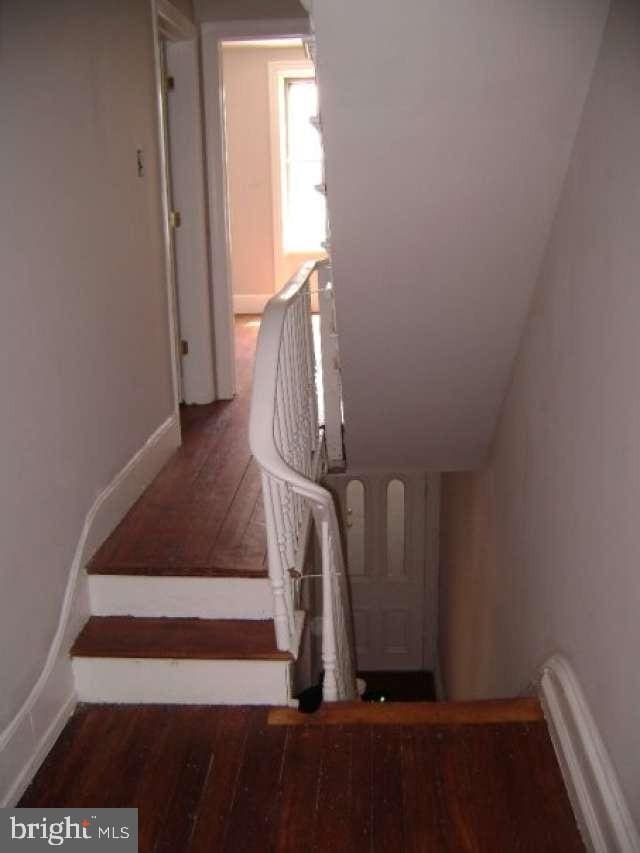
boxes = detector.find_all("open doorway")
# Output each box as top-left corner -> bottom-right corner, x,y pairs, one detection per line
219,37 -> 327,379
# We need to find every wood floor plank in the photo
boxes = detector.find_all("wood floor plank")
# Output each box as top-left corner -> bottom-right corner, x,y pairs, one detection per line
114,708 -> 176,810
210,459 -> 267,572
63,707 -> 143,808
268,698 -> 544,726
272,724 -> 324,852
503,722 -> 585,852
188,707 -> 252,853
313,726 -> 354,851
347,725 -> 373,852
24,706 -> 122,807
134,709 -> 204,853
435,726 -> 486,853
153,710 -> 218,853
401,727 -> 443,852
223,710 -> 288,852
372,725 -> 405,853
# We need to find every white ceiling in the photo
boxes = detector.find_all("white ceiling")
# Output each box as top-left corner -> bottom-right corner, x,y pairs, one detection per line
313,0 -> 610,469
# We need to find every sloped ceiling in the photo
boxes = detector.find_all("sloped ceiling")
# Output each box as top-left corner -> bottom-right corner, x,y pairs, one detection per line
194,0 -> 308,22
313,0 -> 610,469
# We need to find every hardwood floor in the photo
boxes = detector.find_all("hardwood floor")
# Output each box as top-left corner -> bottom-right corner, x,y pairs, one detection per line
19,704 -> 585,852
89,317 -> 267,578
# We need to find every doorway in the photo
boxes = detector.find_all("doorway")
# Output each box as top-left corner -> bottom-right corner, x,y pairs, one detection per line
201,21 -> 313,399
219,37 -> 326,382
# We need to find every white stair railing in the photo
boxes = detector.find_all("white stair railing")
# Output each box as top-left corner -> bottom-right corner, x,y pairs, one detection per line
249,260 -> 357,702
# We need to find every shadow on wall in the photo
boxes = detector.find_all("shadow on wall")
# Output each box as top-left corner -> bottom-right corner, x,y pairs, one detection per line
439,469 -> 501,701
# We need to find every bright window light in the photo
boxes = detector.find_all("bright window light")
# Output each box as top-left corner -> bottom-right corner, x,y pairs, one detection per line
283,77 -> 327,252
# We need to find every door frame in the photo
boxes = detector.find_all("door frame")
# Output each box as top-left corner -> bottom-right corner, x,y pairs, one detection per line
151,0 -> 196,429
200,17 -> 311,399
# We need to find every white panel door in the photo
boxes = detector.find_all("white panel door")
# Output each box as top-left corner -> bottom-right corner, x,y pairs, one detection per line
329,472 -> 430,671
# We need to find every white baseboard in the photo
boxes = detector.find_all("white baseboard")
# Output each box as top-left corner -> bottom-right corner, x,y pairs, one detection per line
233,293 -> 272,315
0,413 -> 180,807
1,692 -> 76,808
83,414 -> 180,561
539,654 -> 640,853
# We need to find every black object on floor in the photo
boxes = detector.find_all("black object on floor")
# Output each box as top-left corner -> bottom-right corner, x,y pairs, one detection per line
297,672 -> 324,713
358,670 -> 436,702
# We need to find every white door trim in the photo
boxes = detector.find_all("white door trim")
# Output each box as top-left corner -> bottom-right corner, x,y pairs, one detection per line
200,17 -> 310,399
151,0 -> 197,424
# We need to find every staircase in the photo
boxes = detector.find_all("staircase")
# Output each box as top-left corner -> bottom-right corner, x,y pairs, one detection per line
69,262 -> 353,706
71,616 -> 295,705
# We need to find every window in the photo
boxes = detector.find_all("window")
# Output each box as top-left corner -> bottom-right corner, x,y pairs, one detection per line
282,77 -> 326,252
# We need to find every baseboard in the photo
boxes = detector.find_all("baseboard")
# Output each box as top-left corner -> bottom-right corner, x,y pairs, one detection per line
233,293 -> 272,315
0,413 -> 180,807
83,414 -> 180,560
539,654 -> 640,853
1,692 -> 76,807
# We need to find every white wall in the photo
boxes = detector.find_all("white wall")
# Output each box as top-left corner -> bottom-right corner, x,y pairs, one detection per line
0,0 -> 176,792
312,0 -> 609,469
222,43 -> 311,313
440,0 -> 640,826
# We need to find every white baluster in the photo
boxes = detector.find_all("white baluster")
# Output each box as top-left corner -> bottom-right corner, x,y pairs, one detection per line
262,473 -> 292,651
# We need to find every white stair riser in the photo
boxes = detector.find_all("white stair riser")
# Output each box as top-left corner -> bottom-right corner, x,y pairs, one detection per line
72,657 -> 291,705
88,575 -> 273,619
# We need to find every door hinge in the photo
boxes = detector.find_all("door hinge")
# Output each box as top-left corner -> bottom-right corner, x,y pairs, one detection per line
165,74 -> 175,92
181,339 -> 189,356
169,209 -> 182,229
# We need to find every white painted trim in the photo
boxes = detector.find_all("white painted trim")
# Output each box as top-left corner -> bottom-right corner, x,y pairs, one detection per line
89,575 -> 273,620
233,293 -> 273,315
1,692 -> 76,807
73,658 -> 292,706
200,17 -> 311,400
0,414 -> 180,807
152,0 -> 185,415
83,415 -> 180,560
539,655 -> 640,853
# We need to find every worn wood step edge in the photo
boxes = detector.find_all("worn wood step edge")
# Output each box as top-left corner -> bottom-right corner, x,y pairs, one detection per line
87,562 -> 268,578
71,617 -> 291,661
268,697 -> 544,726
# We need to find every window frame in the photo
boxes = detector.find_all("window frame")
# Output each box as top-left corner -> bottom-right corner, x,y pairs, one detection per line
268,59 -> 326,288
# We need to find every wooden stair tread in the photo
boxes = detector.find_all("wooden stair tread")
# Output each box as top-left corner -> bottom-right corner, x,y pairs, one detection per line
86,562 -> 268,579
268,697 -> 544,726
72,617 -> 290,661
